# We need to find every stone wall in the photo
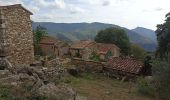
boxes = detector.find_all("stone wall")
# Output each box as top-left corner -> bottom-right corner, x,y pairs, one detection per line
0,4 -> 34,65
71,58 -> 104,73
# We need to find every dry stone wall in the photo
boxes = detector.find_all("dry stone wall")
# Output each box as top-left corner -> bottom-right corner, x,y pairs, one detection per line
0,4 -> 34,65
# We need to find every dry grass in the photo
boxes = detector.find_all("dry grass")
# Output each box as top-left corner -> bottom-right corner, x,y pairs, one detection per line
68,73 -> 153,100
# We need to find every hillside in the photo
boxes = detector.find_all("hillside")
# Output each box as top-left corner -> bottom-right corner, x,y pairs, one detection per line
132,27 -> 157,43
32,22 -> 157,51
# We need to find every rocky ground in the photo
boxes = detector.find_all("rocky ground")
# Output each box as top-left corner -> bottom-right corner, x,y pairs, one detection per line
0,57 -> 76,100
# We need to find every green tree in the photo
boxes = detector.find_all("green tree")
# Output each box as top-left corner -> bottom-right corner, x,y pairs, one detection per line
152,61 -> 170,99
95,27 -> 131,55
156,12 -> 170,60
33,25 -> 48,55
130,44 -> 146,59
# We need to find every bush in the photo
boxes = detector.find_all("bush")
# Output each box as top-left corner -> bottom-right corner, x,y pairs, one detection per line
137,77 -> 155,97
152,61 -> 170,100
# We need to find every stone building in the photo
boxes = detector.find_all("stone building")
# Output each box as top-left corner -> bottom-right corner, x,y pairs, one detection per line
0,4 -> 34,65
97,43 -> 120,60
70,40 -> 97,60
39,36 -> 70,57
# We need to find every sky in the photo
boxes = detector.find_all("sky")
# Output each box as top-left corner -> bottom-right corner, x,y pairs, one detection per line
0,0 -> 170,30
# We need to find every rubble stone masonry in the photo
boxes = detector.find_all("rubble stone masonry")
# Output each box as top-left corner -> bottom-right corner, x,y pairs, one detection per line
0,4 -> 34,65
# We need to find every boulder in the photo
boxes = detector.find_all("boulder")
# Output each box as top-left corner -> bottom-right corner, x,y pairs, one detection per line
36,83 -> 76,100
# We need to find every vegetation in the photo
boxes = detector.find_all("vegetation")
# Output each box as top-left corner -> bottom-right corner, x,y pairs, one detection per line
130,44 -> 146,59
152,61 -> 170,99
135,12 -> 170,100
33,25 -> 48,55
156,12 -> 170,60
95,27 -> 131,55
0,83 -> 44,100
137,77 -> 155,97
67,73 -> 153,100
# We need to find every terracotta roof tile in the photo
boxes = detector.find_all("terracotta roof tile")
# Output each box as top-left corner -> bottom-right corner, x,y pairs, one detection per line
70,40 -> 95,49
97,43 -> 120,54
40,36 -> 67,47
105,57 -> 143,74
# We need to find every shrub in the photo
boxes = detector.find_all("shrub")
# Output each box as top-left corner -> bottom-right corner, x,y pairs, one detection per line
152,61 -> 170,100
137,77 -> 155,97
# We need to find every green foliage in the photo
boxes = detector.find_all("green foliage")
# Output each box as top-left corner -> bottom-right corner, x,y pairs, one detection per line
152,61 -> 170,99
137,78 -> 155,97
0,85 -> 16,100
156,12 -> 170,60
89,52 -> 101,62
33,25 -> 48,56
95,27 -> 131,55
130,44 -> 146,59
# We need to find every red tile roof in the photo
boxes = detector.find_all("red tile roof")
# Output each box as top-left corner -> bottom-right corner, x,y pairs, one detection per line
105,57 -> 143,74
97,43 -> 120,54
70,40 -> 95,49
40,36 -> 67,47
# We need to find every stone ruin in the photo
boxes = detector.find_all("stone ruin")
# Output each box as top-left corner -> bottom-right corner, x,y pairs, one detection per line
0,62 -> 76,99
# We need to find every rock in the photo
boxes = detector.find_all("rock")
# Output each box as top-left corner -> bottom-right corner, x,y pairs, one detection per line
36,83 -> 76,100
0,70 -> 11,78
0,57 -> 7,70
10,82 -> 18,86
0,64 -> 76,100
76,95 -> 87,100
104,91 -> 112,95
67,68 -> 79,76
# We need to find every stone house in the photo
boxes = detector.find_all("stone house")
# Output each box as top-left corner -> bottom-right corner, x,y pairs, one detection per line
39,36 -> 69,57
70,40 -> 97,60
97,43 -> 120,60
0,4 -> 34,65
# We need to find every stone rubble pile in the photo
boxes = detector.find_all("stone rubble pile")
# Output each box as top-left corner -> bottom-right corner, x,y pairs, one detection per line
0,61 -> 76,100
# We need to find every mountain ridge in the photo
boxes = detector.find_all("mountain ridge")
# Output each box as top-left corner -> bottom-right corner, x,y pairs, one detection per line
32,22 -> 157,52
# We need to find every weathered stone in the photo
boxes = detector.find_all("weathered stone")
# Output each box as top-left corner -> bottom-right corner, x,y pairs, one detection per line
37,83 -> 76,100
0,70 -> 11,78
0,64 -> 76,99
0,4 -> 34,65
76,95 -> 87,100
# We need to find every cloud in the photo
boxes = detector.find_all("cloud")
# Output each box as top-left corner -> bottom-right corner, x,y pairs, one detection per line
143,7 -> 164,12
29,0 -> 66,9
69,5 -> 86,14
27,6 -> 40,13
102,0 -> 111,6
0,0 -> 23,5
154,7 -> 163,11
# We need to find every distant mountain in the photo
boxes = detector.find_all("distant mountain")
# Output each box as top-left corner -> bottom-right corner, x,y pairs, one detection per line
32,22 -> 157,52
132,27 -> 157,42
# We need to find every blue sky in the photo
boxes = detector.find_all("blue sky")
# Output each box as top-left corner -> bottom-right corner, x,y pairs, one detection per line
0,0 -> 170,30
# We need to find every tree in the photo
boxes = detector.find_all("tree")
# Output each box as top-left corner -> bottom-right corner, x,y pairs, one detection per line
33,25 -> 48,55
130,44 -> 146,59
152,61 -> 170,99
95,27 -> 131,55
156,12 -> 170,60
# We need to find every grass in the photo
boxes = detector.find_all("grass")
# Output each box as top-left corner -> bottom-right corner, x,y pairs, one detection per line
67,73 -> 154,100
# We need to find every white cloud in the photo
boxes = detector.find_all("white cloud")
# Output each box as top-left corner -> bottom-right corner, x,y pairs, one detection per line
68,5 -> 86,14
29,0 -> 66,9
0,0 -> 170,29
27,6 -> 40,13
102,0 -> 111,6
0,0 -> 23,5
